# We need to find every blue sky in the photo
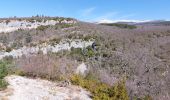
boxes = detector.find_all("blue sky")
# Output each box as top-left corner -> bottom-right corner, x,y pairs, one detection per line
0,0 -> 169,21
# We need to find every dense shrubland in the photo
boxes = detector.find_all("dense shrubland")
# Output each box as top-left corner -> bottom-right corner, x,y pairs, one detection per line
0,18 -> 170,99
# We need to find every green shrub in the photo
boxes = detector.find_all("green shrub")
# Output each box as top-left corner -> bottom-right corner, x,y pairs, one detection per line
25,33 -> 32,43
85,46 -> 95,57
55,23 -> 75,29
5,20 -> 10,25
15,70 -> 26,76
70,75 -> 129,100
83,34 -> 98,41
27,18 -> 35,23
11,41 -> 23,49
60,23 -> 74,28
0,79 -> 8,90
6,47 -> 12,52
84,35 -> 93,41
108,80 -> 129,100
49,38 -> 61,45
70,47 -> 82,54
0,60 -> 12,90
0,61 -> 9,79
68,46 -> 95,61
36,25 -> 50,31
70,47 -> 85,61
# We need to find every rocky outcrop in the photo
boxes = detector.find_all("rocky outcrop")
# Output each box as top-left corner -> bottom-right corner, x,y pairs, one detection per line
0,39 -> 94,59
0,19 -> 77,33
76,63 -> 88,76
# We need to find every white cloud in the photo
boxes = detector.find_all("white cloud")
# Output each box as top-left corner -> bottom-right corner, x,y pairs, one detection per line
79,8 -> 141,23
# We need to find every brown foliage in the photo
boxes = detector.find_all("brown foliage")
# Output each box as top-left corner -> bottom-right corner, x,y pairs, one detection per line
16,54 -> 79,80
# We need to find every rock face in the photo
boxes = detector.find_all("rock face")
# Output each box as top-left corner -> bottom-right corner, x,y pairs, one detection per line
76,63 -> 88,76
0,19 -> 76,33
0,39 -> 94,59
0,75 -> 91,100
0,20 -> 56,33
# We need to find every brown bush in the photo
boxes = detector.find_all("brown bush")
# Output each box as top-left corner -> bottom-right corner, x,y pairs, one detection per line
16,54 -> 79,80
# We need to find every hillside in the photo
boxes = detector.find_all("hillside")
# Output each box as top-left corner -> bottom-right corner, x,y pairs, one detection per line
0,16 -> 170,100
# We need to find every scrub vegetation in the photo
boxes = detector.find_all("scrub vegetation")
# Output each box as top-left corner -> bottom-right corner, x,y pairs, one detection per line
0,17 -> 169,99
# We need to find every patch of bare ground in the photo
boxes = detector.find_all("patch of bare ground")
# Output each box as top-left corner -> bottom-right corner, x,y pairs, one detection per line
0,75 -> 91,100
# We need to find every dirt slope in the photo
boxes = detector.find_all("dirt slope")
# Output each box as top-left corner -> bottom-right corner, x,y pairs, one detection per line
0,75 -> 91,100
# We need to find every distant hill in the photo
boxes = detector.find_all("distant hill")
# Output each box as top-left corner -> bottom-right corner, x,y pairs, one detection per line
97,19 -> 170,26
99,23 -> 137,29
135,20 -> 170,26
